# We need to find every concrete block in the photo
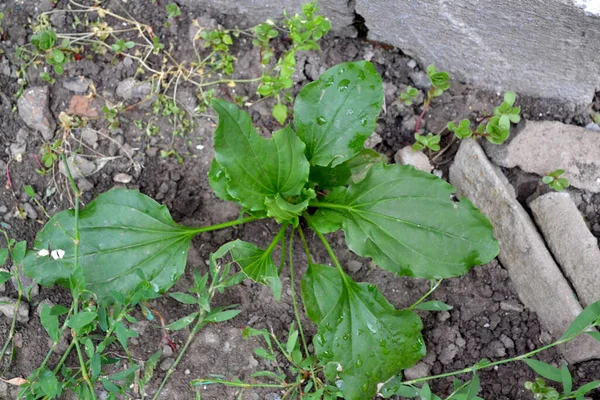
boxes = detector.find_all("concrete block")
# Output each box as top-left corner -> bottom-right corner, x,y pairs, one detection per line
483,121 -> 600,192
356,0 -> 600,105
449,139 -> 600,363
530,192 -> 600,307
179,0 -> 355,34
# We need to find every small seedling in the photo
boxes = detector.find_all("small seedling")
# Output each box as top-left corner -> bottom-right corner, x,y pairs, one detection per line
166,3 -> 182,19
400,85 -> 419,106
447,119 -> 472,139
102,105 -> 120,130
413,132 -> 441,151
542,169 -> 569,191
426,64 -> 450,97
110,39 -> 134,54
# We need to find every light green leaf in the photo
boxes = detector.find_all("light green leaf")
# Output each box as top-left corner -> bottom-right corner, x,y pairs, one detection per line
574,380 -> 600,396
205,309 -> 241,322
40,304 -> 60,342
67,311 -> 97,332
308,148 -> 386,190
346,148 -> 387,183
208,159 -> 234,201
301,264 -> 425,400
587,331 -> 600,343
143,349 -> 163,384
380,376 -> 419,398
504,91 -> 516,106
561,299 -> 600,340
228,239 -> 278,284
0,271 -> 10,285
294,61 -> 383,167
272,102 -> 288,125
523,359 -> 562,382
39,369 -> 61,398
23,189 -> 194,303
561,362 -> 572,394
414,301 -> 453,311
166,312 -> 198,330
265,193 -> 313,224
312,164 -> 498,279
116,321 -> 138,350
12,241 -> 27,265
211,99 -> 310,211
0,248 -> 8,265
466,372 -> 480,399
169,292 -> 197,305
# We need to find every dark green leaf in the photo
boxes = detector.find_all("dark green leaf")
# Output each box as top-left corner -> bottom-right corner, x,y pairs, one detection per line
346,148 -> 387,183
91,353 -> 101,379
265,193 -> 312,224
561,299 -> 600,339
312,164 -> 499,279
84,337 -> 94,359
309,148 -> 386,190
208,159 -> 234,201
39,369 -> 60,398
211,99 -> 309,211
587,331 -> 600,343
108,364 -> 141,381
23,189 -> 194,303
205,309 -> 241,322
301,263 -> 424,399
294,61 -> 383,167
166,312 -> 198,330
523,359 -> 562,382
380,376 -> 419,398
254,347 -> 275,361
67,311 -> 97,333
169,292 -> 197,305
574,380 -> 600,396
115,321 -> 138,350
40,304 -> 60,342
414,301 -> 453,311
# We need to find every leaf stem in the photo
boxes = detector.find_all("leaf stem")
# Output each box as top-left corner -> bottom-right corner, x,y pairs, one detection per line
297,226 -> 314,266
186,216 -> 261,235
74,335 -> 96,399
408,279 -> 443,311
303,214 -> 346,281
400,329 -> 587,387
287,229 -> 317,389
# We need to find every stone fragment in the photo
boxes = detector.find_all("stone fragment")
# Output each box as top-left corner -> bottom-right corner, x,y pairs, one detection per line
116,78 -> 153,101
62,76 -> 91,94
113,173 -> 133,184
483,121 -> 600,192
159,357 -> 174,372
394,146 -> 433,172
449,139 -> 600,363
530,192 -> 600,307
67,95 -> 99,118
0,297 -> 29,323
22,203 -> 37,220
80,128 -> 98,148
403,362 -> 431,380
17,87 -> 55,140
347,260 -> 362,273
77,178 -> 94,192
58,155 -> 96,179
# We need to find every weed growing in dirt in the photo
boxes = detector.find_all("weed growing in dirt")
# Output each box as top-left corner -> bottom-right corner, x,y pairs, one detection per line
543,169 -> 570,192
401,66 -> 521,160
15,0 -> 330,145
4,60 -> 599,400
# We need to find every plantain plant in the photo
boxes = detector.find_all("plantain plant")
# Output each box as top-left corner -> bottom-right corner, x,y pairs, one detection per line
13,60 -> 600,399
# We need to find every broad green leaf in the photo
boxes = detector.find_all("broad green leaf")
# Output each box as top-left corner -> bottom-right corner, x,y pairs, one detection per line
346,148 -> 387,183
22,189 -> 194,303
90,353 -> 101,379
39,369 -> 61,398
205,309 -> 241,322
272,102 -> 288,124
294,61 -> 383,167
561,299 -> 600,339
211,99 -> 309,211
504,91 -> 516,106
225,239 -> 278,284
574,380 -> 600,396
379,376 -> 419,398
587,331 -> 600,343
169,292 -> 197,305
115,321 -> 138,350
312,164 -> 499,279
301,264 -> 424,400
523,359 -> 562,382
67,311 -> 97,332
108,365 -> 141,381
208,159 -> 234,201
41,304 -> 60,342
414,301 -> 453,311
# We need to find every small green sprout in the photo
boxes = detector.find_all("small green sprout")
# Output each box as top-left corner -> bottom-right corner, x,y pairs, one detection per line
102,105 -> 120,130
426,65 -> 450,97
413,133 -> 441,151
494,91 -> 521,124
591,111 -> 600,124
447,119 -> 472,139
542,169 -> 569,192
111,39 -> 135,54
166,3 -> 182,19
31,29 -> 57,51
400,86 -> 419,106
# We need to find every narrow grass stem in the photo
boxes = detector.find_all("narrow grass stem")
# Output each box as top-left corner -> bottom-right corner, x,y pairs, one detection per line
408,279 -> 443,311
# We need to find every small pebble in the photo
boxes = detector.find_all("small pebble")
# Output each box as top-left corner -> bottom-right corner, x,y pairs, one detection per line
347,260 -> 362,273
113,173 -> 133,184
162,344 -> 174,358
0,297 -> 30,323
22,203 -> 38,220
407,59 -> 417,69
159,357 -> 175,372
158,182 -> 170,194
184,369 -> 191,375
0,206 -> 8,214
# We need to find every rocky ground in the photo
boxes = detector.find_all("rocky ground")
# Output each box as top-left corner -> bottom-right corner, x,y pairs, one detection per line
0,0 -> 599,399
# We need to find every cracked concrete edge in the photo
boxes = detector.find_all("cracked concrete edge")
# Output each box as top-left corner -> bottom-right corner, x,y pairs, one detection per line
530,192 -> 600,308
449,139 -> 600,363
